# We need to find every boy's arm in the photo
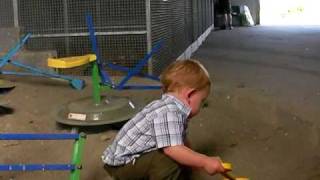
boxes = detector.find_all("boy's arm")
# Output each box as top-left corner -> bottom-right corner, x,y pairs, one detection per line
163,145 -> 225,175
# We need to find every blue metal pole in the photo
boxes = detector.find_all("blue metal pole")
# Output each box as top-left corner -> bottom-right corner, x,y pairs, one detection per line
86,14 -> 113,85
107,63 -> 160,81
0,164 -> 75,171
0,33 -> 31,68
116,40 -> 163,90
0,133 -> 80,140
121,85 -> 161,90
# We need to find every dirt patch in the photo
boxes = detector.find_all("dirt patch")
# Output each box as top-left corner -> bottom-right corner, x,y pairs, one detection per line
0,76 -> 319,180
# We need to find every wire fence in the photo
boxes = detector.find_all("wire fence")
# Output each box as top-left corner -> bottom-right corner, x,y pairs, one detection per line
0,0 -> 215,76
0,0 -> 14,27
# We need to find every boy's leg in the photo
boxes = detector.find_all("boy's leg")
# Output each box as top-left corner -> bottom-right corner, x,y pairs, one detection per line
148,150 -> 188,180
104,150 -> 184,180
104,151 -> 153,180
104,163 -> 147,180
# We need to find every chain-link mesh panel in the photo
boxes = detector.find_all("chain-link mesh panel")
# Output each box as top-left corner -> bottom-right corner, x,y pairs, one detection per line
6,0 -> 214,76
18,0 -> 146,34
67,0 -> 146,33
17,0 -> 147,76
0,0 -> 14,27
151,0 -> 214,76
191,0 -> 215,41
18,0 -> 64,34
26,34 -> 147,76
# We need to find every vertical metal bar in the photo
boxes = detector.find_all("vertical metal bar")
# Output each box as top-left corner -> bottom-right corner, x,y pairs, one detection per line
63,0 -> 70,55
70,133 -> 86,180
12,0 -> 19,28
96,0 -> 101,26
145,0 -> 153,74
192,0 -> 197,40
210,0 -> 213,26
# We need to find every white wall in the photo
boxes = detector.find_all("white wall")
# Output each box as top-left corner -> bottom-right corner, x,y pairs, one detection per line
232,0 -> 260,24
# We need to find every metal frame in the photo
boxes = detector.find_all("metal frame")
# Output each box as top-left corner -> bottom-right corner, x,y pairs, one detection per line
0,133 -> 86,180
86,14 -> 162,104
145,0 -> 152,74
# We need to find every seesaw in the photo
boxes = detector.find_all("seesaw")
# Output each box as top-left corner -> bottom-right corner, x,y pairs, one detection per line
0,33 -> 85,90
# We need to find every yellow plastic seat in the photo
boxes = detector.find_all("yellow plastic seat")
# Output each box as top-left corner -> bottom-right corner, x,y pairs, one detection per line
48,54 -> 96,68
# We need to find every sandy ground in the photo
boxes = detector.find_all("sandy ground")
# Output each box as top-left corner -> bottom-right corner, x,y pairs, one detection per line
1,26 -> 320,180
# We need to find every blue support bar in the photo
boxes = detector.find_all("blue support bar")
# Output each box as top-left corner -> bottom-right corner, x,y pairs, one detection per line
9,59 -> 81,81
1,71 -> 45,76
86,14 -> 113,85
107,63 -> 160,81
122,85 -> 162,90
0,164 -> 75,171
0,133 -> 80,140
0,33 -> 31,68
116,40 -> 163,90
9,59 -> 85,90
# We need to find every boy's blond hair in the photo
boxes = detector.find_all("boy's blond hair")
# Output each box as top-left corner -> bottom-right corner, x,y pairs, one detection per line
160,59 -> 211,93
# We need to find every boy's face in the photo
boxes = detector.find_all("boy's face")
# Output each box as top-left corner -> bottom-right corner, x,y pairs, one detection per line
188,87 -> 210,118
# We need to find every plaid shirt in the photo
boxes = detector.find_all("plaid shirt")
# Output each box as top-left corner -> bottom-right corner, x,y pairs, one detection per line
102,94 -> 191,166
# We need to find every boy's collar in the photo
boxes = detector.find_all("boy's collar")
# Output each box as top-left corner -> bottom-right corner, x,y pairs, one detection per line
162,94 -> 191,116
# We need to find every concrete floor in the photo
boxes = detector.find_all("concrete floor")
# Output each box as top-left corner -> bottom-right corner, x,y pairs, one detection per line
1,25 -> 320,180
190,25 -> 320,180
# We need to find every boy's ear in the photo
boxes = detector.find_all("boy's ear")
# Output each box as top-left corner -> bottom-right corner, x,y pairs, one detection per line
186,88 -> 197,99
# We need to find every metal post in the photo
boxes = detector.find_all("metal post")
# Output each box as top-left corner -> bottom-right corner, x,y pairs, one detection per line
13,0 -> 19,28
63,0 -> 70,55
69,133 -> 86,180
192,0 -> 198,40
145,0 -> 153,74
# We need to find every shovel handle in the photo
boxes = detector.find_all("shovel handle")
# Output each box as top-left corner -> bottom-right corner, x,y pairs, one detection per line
221,172 -> 237,180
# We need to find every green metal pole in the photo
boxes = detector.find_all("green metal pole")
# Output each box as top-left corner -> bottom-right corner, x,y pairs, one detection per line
70,133 -> 86,180
92,63 -> 101,104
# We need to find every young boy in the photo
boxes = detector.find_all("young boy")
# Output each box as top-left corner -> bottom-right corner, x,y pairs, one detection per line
102,59 -> 225,179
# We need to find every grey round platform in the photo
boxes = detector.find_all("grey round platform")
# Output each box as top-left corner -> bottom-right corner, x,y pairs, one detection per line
55,96 -> 141,126
0,79 -> 15,94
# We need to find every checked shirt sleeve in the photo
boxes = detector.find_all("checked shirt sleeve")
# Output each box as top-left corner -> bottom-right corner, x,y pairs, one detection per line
153,111 -> 186,148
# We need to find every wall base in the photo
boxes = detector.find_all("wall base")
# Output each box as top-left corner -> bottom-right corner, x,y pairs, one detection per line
177,24 -> 214,60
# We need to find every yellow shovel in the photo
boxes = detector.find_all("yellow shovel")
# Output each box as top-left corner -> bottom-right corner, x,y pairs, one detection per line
222,163 -> 249,180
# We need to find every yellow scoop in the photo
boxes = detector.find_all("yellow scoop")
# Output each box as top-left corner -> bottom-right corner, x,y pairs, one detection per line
222,162 -> 249,180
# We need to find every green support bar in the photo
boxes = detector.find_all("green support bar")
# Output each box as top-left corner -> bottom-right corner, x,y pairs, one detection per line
91,62 -> 112,105
70,133 -> 86,180
92,63 -> 101,104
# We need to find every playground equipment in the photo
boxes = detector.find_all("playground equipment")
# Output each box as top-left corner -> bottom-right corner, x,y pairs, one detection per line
52,14 -> 163,126
0,79 -> 15,106
222,163 -> 249,180
0,133 -> 86,180
0,79 -> 15,95
0,34 -> 85,90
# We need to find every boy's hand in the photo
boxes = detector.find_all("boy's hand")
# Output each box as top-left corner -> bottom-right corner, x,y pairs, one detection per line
203,156 -> 225,175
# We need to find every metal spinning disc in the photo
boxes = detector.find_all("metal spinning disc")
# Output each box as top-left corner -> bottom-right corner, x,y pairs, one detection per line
55,96 -> 142,126
0,79 -> 15,95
